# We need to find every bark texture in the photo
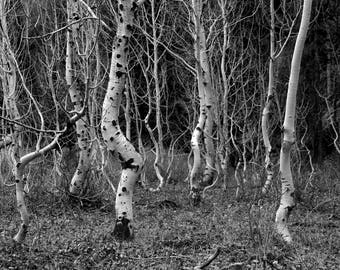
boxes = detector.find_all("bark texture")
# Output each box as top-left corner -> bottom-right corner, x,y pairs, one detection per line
189,0 -> 215,205
276,0 -> 313,243
101,0 -> 143,240
66,0 -> 92,194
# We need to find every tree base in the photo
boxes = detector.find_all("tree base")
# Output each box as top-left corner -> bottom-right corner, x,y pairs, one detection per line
13,224 -> 28,243
113,217 -> 134,241
189,187 -> 202,206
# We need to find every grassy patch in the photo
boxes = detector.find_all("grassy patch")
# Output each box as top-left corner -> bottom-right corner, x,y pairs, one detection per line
0,153 -> 339,269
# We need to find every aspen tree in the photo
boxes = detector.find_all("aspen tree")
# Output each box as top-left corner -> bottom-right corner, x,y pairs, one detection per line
66,0 -> 92,194
261,0 -> 276,194
276,0 -> 312,243
101,0 -> 143,240
189,0 -> 215,204
0,0 -> 26,242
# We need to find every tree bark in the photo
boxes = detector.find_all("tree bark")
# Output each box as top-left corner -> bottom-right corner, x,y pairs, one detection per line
101,0 -> 143,240
261,0 -> 275,194
189,0 -> 215,205
276,0 -> 312,243
66,0 -> 92,195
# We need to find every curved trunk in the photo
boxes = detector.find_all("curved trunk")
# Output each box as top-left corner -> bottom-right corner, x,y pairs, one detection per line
262,0 -> 275,194
189,0 -> 215,204
276,0 -> 312,243
101,0 -> 143,240
66,0 -> 92,194
0,0 -> 25,242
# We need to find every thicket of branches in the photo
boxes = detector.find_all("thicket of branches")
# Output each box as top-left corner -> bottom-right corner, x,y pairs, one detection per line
0,0 -> 339,172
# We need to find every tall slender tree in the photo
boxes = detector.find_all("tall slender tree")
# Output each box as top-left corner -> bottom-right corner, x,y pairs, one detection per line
189,0 -> 215,204
101,0 -> 144,240
276,0 -> 313,243
66,0 -> 93,195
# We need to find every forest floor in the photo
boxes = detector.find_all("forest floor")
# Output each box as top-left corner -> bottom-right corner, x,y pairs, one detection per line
0,152 -> 339,270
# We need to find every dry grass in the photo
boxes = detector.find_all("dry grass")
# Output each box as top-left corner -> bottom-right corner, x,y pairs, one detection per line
0,152 -> 339,269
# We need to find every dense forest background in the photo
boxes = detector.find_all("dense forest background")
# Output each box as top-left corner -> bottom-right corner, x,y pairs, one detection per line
0,0 -> 340,268
1,0 -> 339,164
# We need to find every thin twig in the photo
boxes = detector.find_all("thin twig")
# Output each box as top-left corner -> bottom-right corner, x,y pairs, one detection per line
194,247 -> 221,270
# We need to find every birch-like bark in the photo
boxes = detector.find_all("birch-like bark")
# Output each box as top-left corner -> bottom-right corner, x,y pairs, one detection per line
262,0 -> 275,194
276,0 -> 312,243
12,121 -> 81,242
0,0 -> 26,242
189,0 -> 207,205
200,24 -> 215,187
66,0 -> 92,194
101,0 -> 143,240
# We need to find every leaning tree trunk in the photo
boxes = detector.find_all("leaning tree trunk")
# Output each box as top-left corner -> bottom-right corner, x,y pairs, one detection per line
261,0 -> 275,194
276,0 -> 312,243
101,0 -> 143,240
0,0 -> 25,242
66,0 -> 92,195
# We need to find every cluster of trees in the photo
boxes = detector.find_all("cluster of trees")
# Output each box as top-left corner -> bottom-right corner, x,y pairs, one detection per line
0,0 -> 339,243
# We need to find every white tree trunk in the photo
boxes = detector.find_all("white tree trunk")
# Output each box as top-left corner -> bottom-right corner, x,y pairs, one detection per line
101,0 -> 143,240
66,0 -> 92,194
0,0 -> 26,243
189,0 -> 215,204
262,0 -> 275,194
200,25 -> 215,187
276,0 -> 312,243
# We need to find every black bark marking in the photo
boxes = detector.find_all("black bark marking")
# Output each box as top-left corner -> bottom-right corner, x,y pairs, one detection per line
126,24 -> 133,32
132,1 -> 138,11
286,205 -> 295,217
122,187 -> 127,192
110,137 -> 114,141
119,4 -> 124,11
117,63 -> 123,68
113,217 -> 133,240
121,158 -> 135,170
112,120 -> 117,126
121,158 -> 140,171
117,54 -> 121,58
196,127 -> 202,132
116,71 -> 125,78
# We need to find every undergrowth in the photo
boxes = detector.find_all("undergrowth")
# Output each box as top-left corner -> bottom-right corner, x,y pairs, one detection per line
0,152 -> 339,269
